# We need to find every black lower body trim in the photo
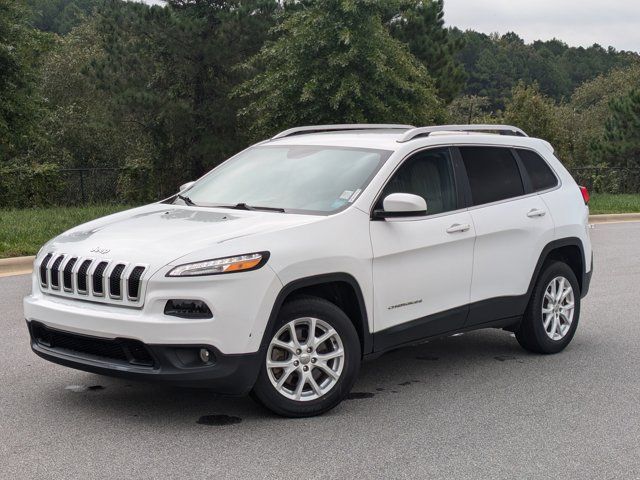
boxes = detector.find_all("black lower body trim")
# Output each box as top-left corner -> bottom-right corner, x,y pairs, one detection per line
372,296 -> 527,354
465,295 -> 528,327
27,321 -> 261,395
373,305 -> 468,352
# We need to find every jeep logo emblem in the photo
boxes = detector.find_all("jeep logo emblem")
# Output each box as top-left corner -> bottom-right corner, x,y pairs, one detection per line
90,247 -> 110,255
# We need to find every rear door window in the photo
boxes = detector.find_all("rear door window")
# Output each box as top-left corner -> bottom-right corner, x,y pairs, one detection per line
459,147 -> 525,206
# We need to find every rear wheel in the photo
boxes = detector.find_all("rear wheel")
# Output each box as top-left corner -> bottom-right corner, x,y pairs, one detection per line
251,296 -> 361,417
516,261 -> 580,354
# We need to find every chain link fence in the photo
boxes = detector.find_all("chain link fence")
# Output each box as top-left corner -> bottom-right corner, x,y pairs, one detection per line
0,166 -> 190,208
569,167 -> 640,194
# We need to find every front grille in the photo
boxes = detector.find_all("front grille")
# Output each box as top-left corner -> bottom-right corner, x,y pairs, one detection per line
38,253 -> 147,306
31,322 -> 155,367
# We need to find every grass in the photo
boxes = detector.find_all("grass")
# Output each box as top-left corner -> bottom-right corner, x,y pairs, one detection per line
589,194 -> 640,215
1,195 -> 639,258
0,205 -> 132,258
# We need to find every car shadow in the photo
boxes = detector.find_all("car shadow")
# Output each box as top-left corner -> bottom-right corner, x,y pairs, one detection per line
54,328 -> 537,423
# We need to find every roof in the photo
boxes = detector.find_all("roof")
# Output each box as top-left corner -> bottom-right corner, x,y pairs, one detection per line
265,125 -> 554,153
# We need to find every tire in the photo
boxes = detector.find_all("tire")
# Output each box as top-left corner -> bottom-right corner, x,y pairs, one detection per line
251,295 -> 361,417
516,261 -> 581,354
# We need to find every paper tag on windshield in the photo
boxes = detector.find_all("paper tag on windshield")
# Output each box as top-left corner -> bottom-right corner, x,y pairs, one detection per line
348,189 -> 362,202
339,190 -> 354,200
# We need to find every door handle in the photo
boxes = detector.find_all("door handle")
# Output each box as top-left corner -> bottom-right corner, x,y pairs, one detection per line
527,208 -> 546,218
446,223 -> 471,234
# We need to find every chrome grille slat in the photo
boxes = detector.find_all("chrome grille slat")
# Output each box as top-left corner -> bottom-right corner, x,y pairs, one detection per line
38,252 -> 147,307
63,257 -> 78,291
39,253 -> 53,287
92,261 -> 109,296
76,259 -> 92,293
127,266 -> 145,300
109,264 -> 126,299
49,255 -> 65,290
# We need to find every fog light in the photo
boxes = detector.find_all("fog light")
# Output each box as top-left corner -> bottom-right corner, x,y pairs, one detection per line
164,299 -> 213,319
199,348 -> 211,363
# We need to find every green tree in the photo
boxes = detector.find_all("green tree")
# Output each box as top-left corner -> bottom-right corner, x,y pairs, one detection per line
501,83 -> 573,164
452,29 -> 637,108
0,0 -> 49,160
92,0 -> 276,188
597,89 -> 640,170
237,0 -> 443,139
387,0 -> 466,103
446,95 -> 491,124
26,0 -> 101,35
569,62 -> 640,167
36,20 -> 154,169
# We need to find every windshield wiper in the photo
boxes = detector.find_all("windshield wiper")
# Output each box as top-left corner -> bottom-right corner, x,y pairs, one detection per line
230,203 -> 285,213
177,194 -> 197,206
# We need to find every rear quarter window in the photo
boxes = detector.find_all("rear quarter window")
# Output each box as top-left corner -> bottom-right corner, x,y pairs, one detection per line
516,149 -> 559,192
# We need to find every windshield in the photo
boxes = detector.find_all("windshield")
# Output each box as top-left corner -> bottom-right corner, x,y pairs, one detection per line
180,145 -> 391,214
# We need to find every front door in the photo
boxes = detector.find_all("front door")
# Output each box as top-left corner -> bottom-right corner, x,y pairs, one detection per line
370,147 -> 475,351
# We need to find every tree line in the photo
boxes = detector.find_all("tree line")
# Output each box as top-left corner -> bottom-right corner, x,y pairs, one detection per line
1,0 -> 640,207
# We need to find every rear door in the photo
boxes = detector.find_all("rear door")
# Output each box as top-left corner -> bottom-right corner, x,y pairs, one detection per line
455,146 -> 556,326
370,147 -> 475,350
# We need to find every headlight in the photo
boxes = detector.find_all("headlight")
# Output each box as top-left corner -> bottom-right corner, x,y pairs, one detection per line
166,252 -> 269,277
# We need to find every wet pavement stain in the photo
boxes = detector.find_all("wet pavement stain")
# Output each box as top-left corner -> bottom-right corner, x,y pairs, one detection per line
416,355 -> 439,361
398,381 -> 412,386
65,384 -> 105,392
494,355 -> 517,362
375,387 -> 385,391
345,392 -> 375,400
197,415 -> 242,426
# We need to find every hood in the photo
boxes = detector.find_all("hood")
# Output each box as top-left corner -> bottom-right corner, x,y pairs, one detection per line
45,204 -> 320,266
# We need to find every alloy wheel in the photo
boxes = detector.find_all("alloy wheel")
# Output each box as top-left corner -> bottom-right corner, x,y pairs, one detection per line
542,276 -> 575,341
266,317 -> 345,401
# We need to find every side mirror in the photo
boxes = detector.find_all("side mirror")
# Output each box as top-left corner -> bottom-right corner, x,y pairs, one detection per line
179,181 -> 195,192
373,193 -> 427,219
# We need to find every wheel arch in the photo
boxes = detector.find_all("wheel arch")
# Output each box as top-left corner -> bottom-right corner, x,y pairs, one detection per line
260,273 -> 373,356
528,238 -> 587,299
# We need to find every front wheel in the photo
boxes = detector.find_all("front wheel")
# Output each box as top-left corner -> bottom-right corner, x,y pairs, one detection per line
251,296 -> 361,417
516,261 -> 581,354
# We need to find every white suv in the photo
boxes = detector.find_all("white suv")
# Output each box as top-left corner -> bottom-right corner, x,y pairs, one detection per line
24,124 -> 593,417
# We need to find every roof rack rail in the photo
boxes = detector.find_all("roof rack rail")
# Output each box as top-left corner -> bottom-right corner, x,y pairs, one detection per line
397,124 -> 528,143
272,124 -> 415,140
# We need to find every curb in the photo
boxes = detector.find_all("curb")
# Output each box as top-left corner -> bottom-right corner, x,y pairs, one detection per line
588,213 -> 640,224
1,213 -> 639,278
0,256 -> 35,278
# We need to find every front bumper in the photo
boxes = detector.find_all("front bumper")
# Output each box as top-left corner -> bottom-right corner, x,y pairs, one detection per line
23,262 -> 282,354
28,321 -> 261,394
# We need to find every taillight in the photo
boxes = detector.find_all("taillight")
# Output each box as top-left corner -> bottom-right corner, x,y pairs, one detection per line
579,186 -> 590,205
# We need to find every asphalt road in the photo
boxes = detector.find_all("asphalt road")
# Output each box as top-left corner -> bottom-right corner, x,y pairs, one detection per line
2,222 -> 640,480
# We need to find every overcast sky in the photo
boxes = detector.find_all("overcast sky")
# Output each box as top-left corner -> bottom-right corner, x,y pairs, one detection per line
135,0 -> 640,52
444,0 -> 640,51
